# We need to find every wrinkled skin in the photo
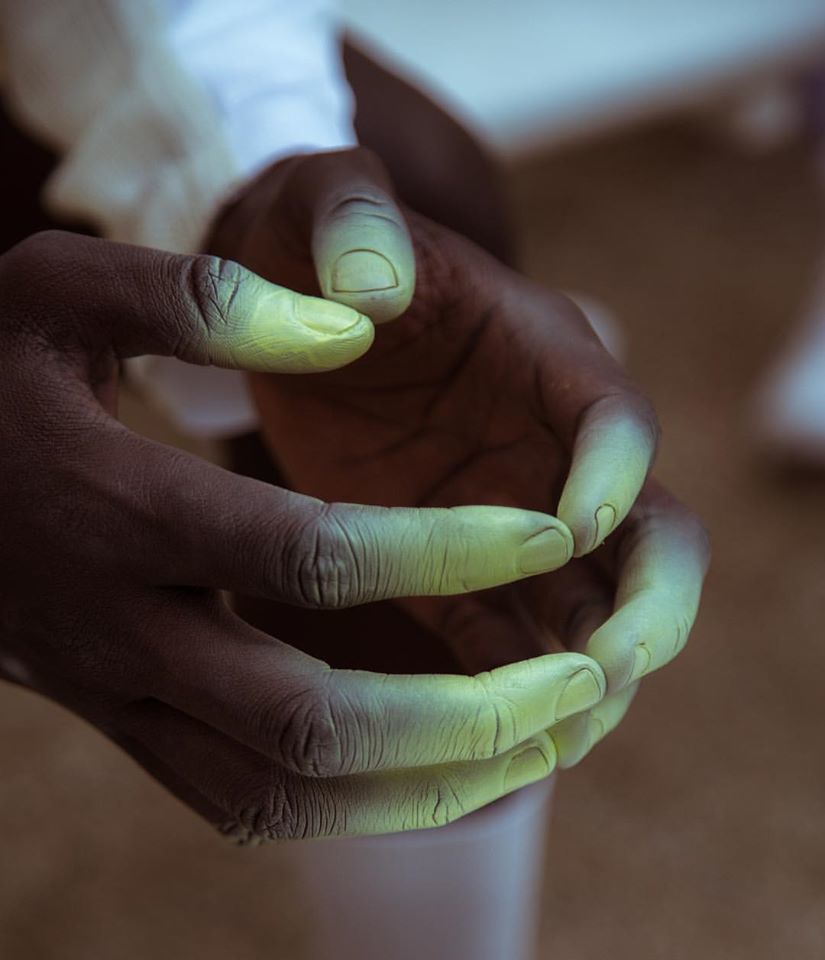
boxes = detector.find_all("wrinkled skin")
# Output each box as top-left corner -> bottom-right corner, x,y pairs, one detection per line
0,230 -> 630,840
210,148 -> 711,763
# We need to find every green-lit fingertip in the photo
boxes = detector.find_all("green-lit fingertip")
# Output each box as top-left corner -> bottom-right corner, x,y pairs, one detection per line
558,413 -> 654,557
518,525 -> 572,575
239,289 -> 374,373
295,296 -> 365,334
314,201 -> 415,325
555,667 -> 605,721
503,744 -> 555,792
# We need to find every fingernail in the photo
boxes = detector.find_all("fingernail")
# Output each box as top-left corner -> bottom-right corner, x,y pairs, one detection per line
556,668 -> 604,721
587,715 -> 606,751
518,526 -> 571,575
591,503 -> 617,551
628,643 -> 651,683
504,746 -> 551,792
297,297 -> 364,334
556,713 -> 606,770
331,250 -> 398,293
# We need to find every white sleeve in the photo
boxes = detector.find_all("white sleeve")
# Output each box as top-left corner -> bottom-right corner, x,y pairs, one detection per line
164,0 -> 357,187
0,0 -> 357,438
0,0 -> 356,254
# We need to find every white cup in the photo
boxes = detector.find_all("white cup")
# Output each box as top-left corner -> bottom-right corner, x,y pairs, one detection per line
293,777 -> 555,960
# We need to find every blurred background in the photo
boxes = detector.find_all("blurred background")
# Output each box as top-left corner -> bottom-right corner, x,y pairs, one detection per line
3,1 -> 825,957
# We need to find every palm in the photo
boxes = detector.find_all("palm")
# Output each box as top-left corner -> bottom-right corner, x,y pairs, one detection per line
255,223 -> 566,515
245,213 -> 607,669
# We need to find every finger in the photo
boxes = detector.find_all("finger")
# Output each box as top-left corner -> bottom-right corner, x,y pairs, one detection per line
557,395 -> 658,557
137,599 -> 605,778
550,683 -> 639,769
519,291 -> 659,556
584,482 -> 711,691
9,230 -> 375,374
281,148 -> 415,323
119,699 -> 561,839
127,433 -> 579,603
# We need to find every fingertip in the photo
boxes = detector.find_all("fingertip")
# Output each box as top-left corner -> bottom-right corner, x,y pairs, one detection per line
423,505 -> 573,594
548,713 -> 592,769
586,612 -> 669,694
503,740 -> 557,792
555,664 -> 606,720
522,650 -> 607,701
323,275 -> 414,324
331,249 -> 398,292
313,197 -> 416,324
516,519 -> 574,575
558,406 -> 656,556
584,618 -> 638,693
250,292 -> 375,373
293,293 -> 368,335
559,498 -> 618,558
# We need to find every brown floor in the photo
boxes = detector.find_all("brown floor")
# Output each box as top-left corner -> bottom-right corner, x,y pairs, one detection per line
3,120 -> 825,958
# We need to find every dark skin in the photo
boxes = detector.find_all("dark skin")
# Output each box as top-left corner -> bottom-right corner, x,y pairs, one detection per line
0,44 -> 708,836
208,147 -> 710,768
3,230 -> 628,839
228,41 -> 522,678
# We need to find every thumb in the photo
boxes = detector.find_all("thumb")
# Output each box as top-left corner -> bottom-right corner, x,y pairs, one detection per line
5,230 -> 375,375
286,148 -> 416,323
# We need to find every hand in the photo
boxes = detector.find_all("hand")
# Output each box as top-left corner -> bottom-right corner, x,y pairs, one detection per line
209,148 -> 711,765
0,230 -> 614,838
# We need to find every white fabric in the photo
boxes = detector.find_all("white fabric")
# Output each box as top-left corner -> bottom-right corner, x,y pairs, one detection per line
165,0 -> 356,185
297,780 -> 554,960
0,0 -> 356,436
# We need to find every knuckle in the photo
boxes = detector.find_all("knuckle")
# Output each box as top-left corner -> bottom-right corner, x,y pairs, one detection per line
326,194 -> 400,232
233,780 -> 303,842
282,507 -> 365,609
272,683 -> 347,778
181,254 -> 244,355
420,775 -> 466,829
471,674 -> 520,758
